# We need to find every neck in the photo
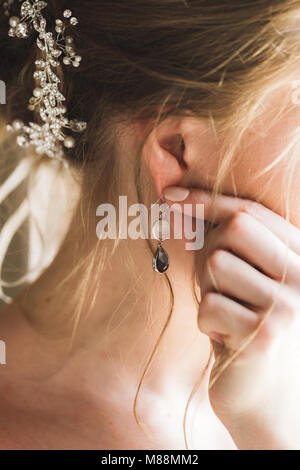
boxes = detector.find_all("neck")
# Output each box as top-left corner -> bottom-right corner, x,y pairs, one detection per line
13,205 -> 210,387
1,189 -> 214,448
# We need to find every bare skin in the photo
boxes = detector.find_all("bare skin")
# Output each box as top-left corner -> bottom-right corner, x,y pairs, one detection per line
0,76 -> 300,449
0,233 -> 235,450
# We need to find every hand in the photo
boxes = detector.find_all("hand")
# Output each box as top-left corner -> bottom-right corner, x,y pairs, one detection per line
163,186 -> 300,449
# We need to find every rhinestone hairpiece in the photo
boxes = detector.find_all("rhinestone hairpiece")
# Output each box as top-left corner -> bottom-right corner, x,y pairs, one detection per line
2,0 -> 87,163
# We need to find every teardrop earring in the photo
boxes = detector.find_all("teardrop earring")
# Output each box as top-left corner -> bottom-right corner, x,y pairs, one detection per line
152,211 -> 170,274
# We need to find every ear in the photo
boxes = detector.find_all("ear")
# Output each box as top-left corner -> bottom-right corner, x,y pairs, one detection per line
142,118 -> 188,200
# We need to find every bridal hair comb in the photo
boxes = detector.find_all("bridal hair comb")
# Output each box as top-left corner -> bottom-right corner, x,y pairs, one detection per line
2,0 -> 87,163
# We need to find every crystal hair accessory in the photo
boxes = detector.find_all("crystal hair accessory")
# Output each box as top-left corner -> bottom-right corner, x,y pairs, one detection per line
2,0 -> 87,163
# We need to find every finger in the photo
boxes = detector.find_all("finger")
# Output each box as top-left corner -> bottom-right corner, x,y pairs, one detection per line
200,249 -> 279,310
198,211 -> 300,282
164,186 -> 246,223
198,292 -> 260,350
163,186 -> 300,255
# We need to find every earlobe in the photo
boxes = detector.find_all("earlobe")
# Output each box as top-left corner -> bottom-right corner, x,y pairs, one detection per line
142,125 -> 187,200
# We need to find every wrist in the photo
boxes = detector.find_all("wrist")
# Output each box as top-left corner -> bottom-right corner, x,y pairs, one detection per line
219,412 -> 292,450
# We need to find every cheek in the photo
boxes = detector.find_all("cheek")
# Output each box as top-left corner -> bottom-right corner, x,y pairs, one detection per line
188,90 -> 300,228
230,84 -> 300,226
229,162 -> 300,229
227,118 -> 300,227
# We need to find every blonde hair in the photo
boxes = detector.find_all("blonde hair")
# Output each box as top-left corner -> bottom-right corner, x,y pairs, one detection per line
1,0 -> 300,449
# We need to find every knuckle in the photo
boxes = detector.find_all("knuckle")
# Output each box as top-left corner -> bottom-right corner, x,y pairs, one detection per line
254,317 -> 278,351
288,255 -> 300,283
256,292 -> 297,350
197,315 -> 208,334
199,291 -> 218,313
276,291 -> 297,322
240,199 -> 262,217
207,249 -> 228,273
198,292 -> 222,334
264,282 -> 283,309
227,211 -> 251,236
263,283 -> 297,322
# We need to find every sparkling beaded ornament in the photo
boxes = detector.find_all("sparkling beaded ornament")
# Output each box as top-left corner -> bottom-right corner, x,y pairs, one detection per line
152,211 -> 170,274
2,0 -> 87,162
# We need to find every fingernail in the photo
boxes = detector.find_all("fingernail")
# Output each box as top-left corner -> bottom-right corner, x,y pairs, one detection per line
163,186 -> 190,202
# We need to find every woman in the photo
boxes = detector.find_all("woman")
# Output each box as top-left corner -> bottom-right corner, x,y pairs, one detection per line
0,0 -> 300,450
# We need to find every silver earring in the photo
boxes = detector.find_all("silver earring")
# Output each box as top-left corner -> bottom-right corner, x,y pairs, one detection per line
152,212 -> 170,274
